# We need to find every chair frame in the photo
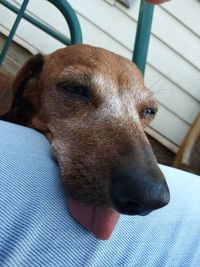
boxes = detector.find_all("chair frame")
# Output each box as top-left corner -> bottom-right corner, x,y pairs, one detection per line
0,0 -> 82,65
0,0 -> 154,73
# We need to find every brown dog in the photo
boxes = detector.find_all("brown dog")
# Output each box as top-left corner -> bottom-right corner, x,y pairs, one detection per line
0,45 -> 170,240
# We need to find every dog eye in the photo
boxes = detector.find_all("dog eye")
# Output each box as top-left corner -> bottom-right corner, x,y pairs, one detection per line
56,82 -> 90,100
142,108 -> 157,119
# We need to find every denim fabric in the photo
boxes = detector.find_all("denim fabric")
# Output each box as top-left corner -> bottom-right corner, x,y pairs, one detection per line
0,120 -> 200,267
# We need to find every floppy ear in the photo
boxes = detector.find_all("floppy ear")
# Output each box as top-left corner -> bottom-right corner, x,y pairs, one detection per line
1,54 -> 44,125
0,72 -> 13,116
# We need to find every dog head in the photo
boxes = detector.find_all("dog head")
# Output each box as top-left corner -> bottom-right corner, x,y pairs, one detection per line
0,45 -> 170,239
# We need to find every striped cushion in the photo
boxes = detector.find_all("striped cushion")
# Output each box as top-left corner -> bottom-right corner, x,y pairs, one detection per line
0,120 -> 200,267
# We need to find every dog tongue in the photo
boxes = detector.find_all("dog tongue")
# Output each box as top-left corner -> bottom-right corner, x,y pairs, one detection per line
69,198 -> 120,240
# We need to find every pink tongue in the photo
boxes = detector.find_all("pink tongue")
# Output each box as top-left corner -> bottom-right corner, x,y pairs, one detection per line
69,198 -> 120,240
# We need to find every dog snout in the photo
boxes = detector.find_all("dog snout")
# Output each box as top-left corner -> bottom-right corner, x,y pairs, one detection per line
110,164 -> 170,215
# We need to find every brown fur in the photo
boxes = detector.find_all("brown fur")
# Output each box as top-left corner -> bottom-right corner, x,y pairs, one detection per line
0,45 -> 165,209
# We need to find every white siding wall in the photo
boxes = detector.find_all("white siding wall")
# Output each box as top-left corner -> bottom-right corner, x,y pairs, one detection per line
0,0 -> 200,152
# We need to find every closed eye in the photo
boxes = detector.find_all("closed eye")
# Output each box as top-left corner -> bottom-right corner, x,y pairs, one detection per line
56,81 -> 90,101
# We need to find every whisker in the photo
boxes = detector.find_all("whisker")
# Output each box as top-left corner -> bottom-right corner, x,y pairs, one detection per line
150,88 -> 170,95
148,76 -> 163,89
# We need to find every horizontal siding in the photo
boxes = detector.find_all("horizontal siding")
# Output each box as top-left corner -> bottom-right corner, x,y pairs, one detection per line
147,35 -> 200,102
116,1 -> 200,71
145,66 -> 200,125
162,0 -> 200,38
153,7 -> 200,71
0,0 -> 199,151
150,105 -> 189,146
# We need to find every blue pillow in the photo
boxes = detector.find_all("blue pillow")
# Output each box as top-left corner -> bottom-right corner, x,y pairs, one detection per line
0,120 -> 200,267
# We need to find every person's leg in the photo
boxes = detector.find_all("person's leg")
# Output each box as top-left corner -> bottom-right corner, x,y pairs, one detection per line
0,120 -> 200,267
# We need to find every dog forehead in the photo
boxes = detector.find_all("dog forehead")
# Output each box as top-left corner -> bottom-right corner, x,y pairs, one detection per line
43,45 -> 153,104
46,45 -> 143,81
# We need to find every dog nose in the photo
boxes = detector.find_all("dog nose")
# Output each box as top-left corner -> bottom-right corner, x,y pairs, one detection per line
110,166 -> 170,215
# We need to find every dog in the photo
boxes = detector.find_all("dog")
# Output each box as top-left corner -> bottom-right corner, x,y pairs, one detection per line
0,45 -> 170,240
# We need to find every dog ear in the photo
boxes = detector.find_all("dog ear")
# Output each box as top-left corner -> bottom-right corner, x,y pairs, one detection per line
1,54 -> 44,125
0,72 -> 13,116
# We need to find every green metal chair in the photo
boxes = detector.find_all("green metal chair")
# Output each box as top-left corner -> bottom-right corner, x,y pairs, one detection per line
0,0 -> 159,75
133,1 -> 154,75
0,0 -> 82,65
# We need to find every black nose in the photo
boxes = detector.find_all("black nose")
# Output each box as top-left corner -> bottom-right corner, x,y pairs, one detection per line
110,165 -> 170,215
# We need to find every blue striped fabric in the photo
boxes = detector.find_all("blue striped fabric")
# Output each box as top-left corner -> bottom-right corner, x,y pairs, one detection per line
0,120 -> 200,267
